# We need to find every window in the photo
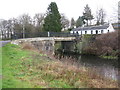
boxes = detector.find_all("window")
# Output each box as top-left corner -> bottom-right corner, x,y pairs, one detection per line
96,30 -> 98,34
91,30 -> 93,34
85,31 -> 87,34
101,30 -> 103,34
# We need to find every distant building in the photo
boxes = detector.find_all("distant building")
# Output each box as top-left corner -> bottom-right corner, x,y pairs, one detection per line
70,23 -> 115,35
112,23 -> 120,30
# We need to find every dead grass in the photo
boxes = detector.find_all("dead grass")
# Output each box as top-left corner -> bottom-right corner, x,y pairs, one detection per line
21,43 -> 37,51
47,55 -> 118,88
29,53 -> 118,88
15,43 -> 119,88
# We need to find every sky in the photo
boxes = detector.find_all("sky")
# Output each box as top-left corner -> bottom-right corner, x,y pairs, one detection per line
0,0 -> 119,23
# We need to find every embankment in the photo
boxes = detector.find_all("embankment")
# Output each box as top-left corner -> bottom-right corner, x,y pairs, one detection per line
2,43 -> 118,88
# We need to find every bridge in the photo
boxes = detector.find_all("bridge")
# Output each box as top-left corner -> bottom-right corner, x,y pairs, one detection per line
11,36 -> 81,55
1,31 -> 81,54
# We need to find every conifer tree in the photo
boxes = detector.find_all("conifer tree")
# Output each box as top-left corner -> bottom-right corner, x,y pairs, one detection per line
76,16 -> 85,28
83,4 -> 93,26
43,2 -> 62,32
70,18 -> 76,29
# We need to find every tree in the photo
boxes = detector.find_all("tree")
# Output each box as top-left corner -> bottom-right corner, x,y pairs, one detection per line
18,14 -> 33,38
76,16 -> 85,28
83,4 -> 94,26
96,8 -> 106,25
118,1 -> 120,23
6,19 -> 13,38
0,19 -> 15,39
70,18 -> 76,29
33,13 -> 44,32
13,18 -> 23,34
43,2 -> 62,32
0,19 -> 8,39
60,14 -> 70,31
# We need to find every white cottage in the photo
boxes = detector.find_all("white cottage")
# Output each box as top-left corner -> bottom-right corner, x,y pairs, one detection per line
70,23 -> 115,35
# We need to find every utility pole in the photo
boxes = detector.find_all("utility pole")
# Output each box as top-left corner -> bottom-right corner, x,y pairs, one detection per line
23,24 -> 25,38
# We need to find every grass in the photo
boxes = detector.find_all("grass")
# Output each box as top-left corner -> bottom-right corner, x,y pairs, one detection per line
0,44 -> 2,89
2,43 -> 118,88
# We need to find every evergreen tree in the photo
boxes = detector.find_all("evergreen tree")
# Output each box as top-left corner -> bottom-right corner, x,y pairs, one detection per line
76,16 -> 85,28
83,4 -> 93,26
43,2 -> 62,32
70,18 -> 76,29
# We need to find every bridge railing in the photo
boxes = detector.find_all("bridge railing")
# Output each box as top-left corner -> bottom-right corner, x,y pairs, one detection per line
10,32 -> 80,39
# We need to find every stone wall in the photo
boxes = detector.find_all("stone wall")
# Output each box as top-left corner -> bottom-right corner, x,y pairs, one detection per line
11,38 -> 55,55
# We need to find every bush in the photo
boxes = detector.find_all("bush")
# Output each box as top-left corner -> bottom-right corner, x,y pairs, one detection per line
95,31 -> 118,56
82,31 -> 119,57
82,46 -> 97,55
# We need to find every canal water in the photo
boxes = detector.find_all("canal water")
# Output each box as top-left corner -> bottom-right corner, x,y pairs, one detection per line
61,53 -> 119,81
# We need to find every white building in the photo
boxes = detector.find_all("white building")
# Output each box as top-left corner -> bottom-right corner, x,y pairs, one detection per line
70,23 -> 115,35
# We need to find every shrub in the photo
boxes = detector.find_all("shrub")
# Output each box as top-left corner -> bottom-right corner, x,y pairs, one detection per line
82,46 -> 97,55
82,31 -> 119,57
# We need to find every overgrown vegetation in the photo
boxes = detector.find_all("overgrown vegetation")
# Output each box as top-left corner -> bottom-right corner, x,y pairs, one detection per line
82,31 -> 119,59
2,43 -> 118,88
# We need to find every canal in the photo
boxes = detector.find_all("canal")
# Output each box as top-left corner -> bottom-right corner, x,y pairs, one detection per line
58,53 -> 119,81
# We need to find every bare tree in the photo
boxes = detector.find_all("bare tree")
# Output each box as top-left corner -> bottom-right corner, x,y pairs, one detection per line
60,14 -> 70,31
18,14 -> 33,38
33,13 -> 45,32
118,1 -> 120,23
34,13 -> 44,26
0,20 -> 8,39
96,8 -> 106,25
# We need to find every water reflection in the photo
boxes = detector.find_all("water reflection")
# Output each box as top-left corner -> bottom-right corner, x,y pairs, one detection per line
76,55 -> 119,81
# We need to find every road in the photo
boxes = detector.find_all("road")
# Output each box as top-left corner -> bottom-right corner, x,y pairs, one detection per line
0,40 -> 11,47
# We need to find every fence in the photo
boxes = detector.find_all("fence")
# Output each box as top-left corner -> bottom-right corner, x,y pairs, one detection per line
1,32 -> 80,40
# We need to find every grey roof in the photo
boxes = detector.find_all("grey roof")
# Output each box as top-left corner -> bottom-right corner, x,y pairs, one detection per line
72,24 -> 109,31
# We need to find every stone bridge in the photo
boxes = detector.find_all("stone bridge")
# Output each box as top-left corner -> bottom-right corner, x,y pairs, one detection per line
11,37 -> 81,55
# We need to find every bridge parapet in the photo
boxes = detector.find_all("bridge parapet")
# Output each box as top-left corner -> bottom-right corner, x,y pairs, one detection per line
11,37 -> 78,55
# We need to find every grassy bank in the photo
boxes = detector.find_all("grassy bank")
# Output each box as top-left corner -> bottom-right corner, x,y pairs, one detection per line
2,43 -> 118,88
0,44 -> 2,89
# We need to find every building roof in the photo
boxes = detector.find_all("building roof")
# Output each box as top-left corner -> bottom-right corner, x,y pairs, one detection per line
72,24 -> 109,31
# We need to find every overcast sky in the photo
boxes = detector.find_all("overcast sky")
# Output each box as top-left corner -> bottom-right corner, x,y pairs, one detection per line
0,0 -> 119,22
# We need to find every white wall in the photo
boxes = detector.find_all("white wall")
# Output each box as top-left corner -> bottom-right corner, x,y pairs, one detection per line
107,23 -> 115,32
70,24 -> 115,35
